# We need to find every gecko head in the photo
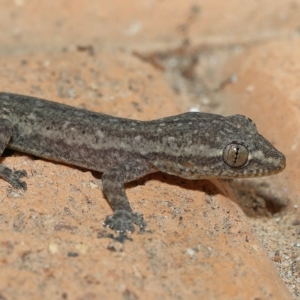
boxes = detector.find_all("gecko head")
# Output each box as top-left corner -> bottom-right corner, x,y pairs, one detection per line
189,114 -> 286,179
153,113 -> 286,180
218,114 -> 286,178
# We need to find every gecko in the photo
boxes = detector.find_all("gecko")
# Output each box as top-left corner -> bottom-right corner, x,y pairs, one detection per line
0,92 -> 286,233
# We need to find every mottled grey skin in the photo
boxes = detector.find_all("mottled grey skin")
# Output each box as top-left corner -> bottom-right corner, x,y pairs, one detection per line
0,93 -> 286,233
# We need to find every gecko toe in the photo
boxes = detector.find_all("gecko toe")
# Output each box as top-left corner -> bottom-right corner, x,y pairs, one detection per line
15,170 -> 27,178
103,210 -> 147,233
104,214 -> 135,233
11,179 -> 27,190
131,212 -> 147,233
10,170 -> 28,190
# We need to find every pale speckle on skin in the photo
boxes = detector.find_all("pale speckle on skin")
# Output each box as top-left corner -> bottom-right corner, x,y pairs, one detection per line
224,128 -> 233,133
157,128 -> 163,132
269,158 -> 280,166
184,147 -> 191,153
167,136 -> 175,142
253,150 -> 265,160
159,123 -> 166,127
35,101 -> 44,108
1,94 -> 10,100
135,135 -> 141,141
60,121 -> 70,131
193,130 -> 198,134
96,130 -> 105,138
114,152 -> 120,158
177,123 -> 182,127
209,161 -> 223,170
75,110 -> 84,116
109,118 -> 118,123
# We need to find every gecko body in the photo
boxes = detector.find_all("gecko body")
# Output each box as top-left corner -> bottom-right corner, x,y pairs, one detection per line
0,93 -> 286,232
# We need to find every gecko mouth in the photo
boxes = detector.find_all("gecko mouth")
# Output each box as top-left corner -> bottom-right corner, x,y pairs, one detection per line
241,156 -> 286,178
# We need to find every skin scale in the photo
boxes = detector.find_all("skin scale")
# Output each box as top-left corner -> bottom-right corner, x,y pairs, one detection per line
0,93 -> 286,233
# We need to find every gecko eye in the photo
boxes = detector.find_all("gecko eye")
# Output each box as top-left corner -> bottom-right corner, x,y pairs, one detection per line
223,143 -> 248,168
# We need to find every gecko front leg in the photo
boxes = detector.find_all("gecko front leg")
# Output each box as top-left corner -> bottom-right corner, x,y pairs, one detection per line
102,158 -> 158,233
0,118 -> 27,190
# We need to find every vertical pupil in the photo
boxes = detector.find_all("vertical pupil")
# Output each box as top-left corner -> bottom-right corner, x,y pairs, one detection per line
223,143 -> 249,168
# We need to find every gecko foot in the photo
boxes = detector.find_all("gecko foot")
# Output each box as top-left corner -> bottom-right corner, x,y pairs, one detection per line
103,210 -> 147,233
9,169 -> 27,190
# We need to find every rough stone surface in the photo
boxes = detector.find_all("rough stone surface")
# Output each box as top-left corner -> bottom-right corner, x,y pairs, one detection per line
0,1 -> 298,299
